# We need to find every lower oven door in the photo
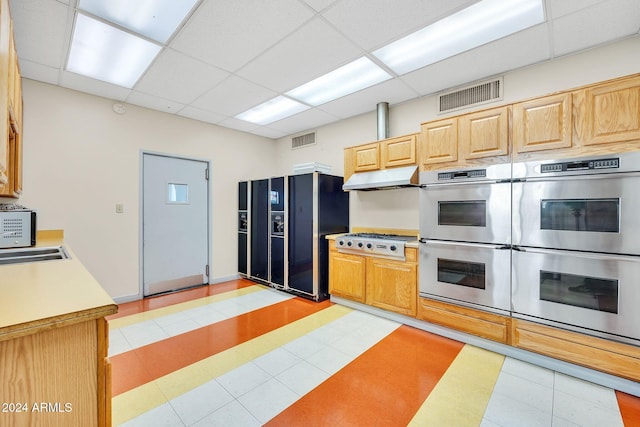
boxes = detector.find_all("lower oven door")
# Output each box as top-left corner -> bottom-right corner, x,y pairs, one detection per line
512,247 -> 640,344
513,173 -> 640,255
419,240 -> 511,313
420,181 -> 511,245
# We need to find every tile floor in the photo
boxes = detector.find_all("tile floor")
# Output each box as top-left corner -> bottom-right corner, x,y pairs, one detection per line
107,279 -> 640,426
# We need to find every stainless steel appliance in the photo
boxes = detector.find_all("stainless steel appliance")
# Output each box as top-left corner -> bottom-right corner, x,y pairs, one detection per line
513,152 -> 640,254
419,163 -> 511,245
512,247 -> 640,344
335,233 -> 416,260
418,163 -> 512,313
0,204 -> 36,249
511,152 -> 640,344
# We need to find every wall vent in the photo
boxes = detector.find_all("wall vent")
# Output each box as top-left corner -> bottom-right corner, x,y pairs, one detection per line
291,131 -> 316,149
438,77 -> 503,113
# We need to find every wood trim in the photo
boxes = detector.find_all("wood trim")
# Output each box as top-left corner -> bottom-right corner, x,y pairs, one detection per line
418,298 -> 511,344
512,319 -> 640,382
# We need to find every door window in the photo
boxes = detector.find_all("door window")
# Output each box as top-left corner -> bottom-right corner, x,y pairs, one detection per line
438,200 -> 486,227
540,270 -> 618,314
437,258 -> 486,290
540,198 -> 619,232
167,183 -> 189,204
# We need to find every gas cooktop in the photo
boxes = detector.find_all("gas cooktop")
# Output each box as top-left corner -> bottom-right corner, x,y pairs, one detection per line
335,233 -> 416,259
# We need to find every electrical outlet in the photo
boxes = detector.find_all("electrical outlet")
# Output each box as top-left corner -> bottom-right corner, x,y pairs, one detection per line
116,203 -> 124,213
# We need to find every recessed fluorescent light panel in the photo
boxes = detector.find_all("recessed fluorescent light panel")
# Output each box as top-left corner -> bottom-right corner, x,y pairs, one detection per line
236,96 -> 310,126
287,57 -> 392,106
67,13 -> 162,88
77,0 -> 199,43
373,0 -> 545,75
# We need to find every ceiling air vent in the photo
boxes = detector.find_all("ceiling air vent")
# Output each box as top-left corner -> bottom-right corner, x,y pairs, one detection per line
438,77 -> 503,113
291,131 -> 316,149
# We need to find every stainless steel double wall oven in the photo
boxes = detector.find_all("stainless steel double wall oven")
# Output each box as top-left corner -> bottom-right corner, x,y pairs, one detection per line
419,151 -> 640,345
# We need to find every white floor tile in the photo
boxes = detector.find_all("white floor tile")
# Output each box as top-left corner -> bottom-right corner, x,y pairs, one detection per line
282,335 -> 328,359
276,360 -> 330,396
252,347 -> 302,377
153,312 -> 191,328
553,389 -> 624,427
108,328 -> 132,356
121,320 -> 170,348
119,402 -> 185,427
190,400 -> 261,427
169,380 -> 234,426
484,392 -> 553,427
492,371 -> 553,411
305,346 -> 353,375
216,362 -> 272,398
304,324 -> 347,346
159,318 -> 202,337
554,373 -> 620,410
237,378 -> 299,424
501,357 -> 554,388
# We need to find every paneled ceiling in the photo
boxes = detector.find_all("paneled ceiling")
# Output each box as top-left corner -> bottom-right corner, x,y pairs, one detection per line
9,0 -> 640,139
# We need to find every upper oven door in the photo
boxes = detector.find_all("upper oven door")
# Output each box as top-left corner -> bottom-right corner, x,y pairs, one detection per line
420,181 -> 511,244
513,173 -> 640,255
419,239 -> 511,312
512,247 -> 640,343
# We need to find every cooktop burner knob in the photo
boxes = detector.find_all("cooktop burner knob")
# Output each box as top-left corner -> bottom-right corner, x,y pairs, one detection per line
338,240 -> 345,246
366,243 -> 372,249
390,245 -> 397,251
357,242 -> 363,248
347,241 -> 352,247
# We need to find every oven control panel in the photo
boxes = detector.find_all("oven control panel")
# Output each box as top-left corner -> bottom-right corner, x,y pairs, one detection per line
541,157 -> 619,173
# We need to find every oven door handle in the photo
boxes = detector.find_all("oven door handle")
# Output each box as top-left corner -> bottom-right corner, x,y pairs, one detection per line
512,245 -> 640,262
419,239 -> 511,250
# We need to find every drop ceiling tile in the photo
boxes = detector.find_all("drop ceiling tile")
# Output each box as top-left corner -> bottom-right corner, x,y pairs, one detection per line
135,49 -> 229,104
191,76 -> 278,117
301,0 -> 338,12
125,91 -> 185,114
318,79 -> 419,119
250,127 -> 288,139
216,117 -> 261,133
19,60 -> 60,85
237,18 -> 362,93
546,0 -> 606,19
170,0 -> 314,72
552,0 -> 640,56
178,106 -> 226,125
9,0 -> 69,68
268,107 -> 339,135
59,70 -> 131,101
401,24 -> 551,96
322,0 -> 474,50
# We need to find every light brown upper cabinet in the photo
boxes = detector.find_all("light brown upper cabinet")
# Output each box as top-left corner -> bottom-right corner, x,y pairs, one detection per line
420,106 -> 509,170
577,76 -> 640,147
459,106 -> 509,160
513,92 -> 572,154
381,134 -> 417,168
353,142 -> 381,172
420,117 -> 458,166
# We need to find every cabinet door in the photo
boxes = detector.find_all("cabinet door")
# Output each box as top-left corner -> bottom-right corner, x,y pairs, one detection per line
365,255 -> 417,316
329,249 -> 366,303
0,0 -> 11,188
353,142 -> 380,172
581,77 -> 640,146
381,134 -> 417,168
459,106 -> 509,160
513,92 -> 572,153
420,118 -> 458,165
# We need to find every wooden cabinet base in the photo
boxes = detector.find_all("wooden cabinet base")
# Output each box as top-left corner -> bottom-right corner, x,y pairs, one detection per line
418,297 -> 511,344
512,319 -> 640,383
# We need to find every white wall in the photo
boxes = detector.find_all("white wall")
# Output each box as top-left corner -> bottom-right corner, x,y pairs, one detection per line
7,35 -> 640,302
274,35 -> 640,232
9,80 -> 275,301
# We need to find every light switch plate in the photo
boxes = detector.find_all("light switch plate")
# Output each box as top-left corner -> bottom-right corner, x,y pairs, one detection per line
116,203 -> 124,213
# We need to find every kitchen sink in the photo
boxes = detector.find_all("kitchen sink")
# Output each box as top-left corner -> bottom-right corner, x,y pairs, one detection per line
0,246 -> 70,265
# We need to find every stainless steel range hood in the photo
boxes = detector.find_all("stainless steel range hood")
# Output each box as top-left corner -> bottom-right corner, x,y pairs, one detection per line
342,165 -> 419,191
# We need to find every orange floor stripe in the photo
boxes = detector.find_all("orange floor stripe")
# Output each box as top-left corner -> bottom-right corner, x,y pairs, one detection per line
107,279 -> 255,320
266,325 -> 464,426
617,391 -> 640,426
110,297 -> 332,396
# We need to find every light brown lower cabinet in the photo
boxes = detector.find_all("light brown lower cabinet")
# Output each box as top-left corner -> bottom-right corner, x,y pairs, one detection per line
511,319 -> 640,383
329,246 -> 366,303
417,297 -> 511,344
0,317 -> 112,426
365,249 -> 417,317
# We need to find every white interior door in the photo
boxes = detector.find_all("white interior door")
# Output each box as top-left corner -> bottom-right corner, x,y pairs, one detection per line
142,153 -> 209,296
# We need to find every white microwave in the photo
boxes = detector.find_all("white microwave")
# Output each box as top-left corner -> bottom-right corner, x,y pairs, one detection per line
0,210 -> 36,248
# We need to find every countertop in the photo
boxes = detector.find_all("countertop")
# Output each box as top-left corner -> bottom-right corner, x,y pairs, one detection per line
0,230 -> 117,341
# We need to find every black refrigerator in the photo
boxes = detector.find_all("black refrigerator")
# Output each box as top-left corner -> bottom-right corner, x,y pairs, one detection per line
287,173 -> 349,301
249,178 -> 269,283
238,181 -> 248,277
